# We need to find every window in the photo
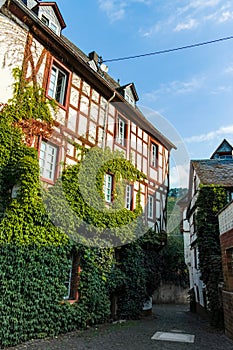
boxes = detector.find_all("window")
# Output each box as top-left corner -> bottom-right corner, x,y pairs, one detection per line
64,253 -> 80,301
50,22 -> 58,34
227,191 -> 233,202
116,116 -> 126,146
125,92 -> 135,107
41,15 -> 58,34
39,141 -> 58,181
151,143 -> 158,167
64,257 -> 73,300
48,65 -> 68,106
125,184 -> 133,210
41,14 -> 49,26
104,174 -> 113,203
147,194 -> 154,219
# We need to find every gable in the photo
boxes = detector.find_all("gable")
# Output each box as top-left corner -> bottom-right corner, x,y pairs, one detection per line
211,139 -> 233,159
32,2 -> 66,36
116,83 -> 139,107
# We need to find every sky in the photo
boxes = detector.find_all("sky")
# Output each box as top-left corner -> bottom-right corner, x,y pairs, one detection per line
55,0 -> 233,188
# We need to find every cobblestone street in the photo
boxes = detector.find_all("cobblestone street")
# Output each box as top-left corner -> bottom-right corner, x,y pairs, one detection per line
8,304 -> 233,350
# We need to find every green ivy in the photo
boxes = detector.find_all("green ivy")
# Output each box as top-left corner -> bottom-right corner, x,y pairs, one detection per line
196,185 -> 228,327
0,68 -> 166,347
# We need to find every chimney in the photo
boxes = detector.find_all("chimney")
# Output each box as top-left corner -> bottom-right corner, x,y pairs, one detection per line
88,51 -> 99,66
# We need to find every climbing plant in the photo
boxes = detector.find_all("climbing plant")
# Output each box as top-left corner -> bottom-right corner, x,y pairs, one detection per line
0,68 -> 166,347
44,146 -> 146,247
196,185 -> 228,327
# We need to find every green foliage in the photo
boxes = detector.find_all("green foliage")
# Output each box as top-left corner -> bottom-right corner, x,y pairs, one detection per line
196,185 -> 228,327
111,243 -> 147,319
0,68 -> 165,347
44,147 -> 145,247
159,235 -> 188,287
154,190 -> 188,289
2,67 -> 57,123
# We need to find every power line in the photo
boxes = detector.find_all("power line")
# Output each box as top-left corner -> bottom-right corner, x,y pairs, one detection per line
102,35 -> 233,63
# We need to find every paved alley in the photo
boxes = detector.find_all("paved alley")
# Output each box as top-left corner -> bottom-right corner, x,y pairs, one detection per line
8,304 -> 233,350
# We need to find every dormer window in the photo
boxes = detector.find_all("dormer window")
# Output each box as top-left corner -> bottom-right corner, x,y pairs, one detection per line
125,92 -> 135,107
41,14 -> 49,26
32,2 -> 66,37
116,83 -> 139,108
41,14 -> 58,34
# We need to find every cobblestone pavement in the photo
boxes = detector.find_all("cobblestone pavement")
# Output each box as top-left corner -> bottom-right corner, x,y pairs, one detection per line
8,304 -> 233,350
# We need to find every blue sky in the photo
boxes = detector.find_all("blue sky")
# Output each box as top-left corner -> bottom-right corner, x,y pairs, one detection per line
55,0 -> 233,187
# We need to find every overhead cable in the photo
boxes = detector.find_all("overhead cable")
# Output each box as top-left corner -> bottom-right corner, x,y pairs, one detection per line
102,35 -> 233,63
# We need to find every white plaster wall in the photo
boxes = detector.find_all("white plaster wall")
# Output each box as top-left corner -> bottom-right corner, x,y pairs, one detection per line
0,14 -> 27,103
219,201 -> 233,235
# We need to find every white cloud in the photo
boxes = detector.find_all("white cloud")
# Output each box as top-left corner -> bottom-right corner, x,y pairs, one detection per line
218,11 -> 233,22
185,125 -> 233,143
170,163 -> 190,188
98,0 -> 126,22
225,65 -> 233,74
98,0 -> 152,22
174,18 -> 198,31
211,85 -> 232,94
178,0 -> 221,14
140,0 -> 233,37
142,76 -> 204,101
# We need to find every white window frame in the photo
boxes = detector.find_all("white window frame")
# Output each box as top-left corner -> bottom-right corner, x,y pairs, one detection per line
41,14 -> 58,34
104,174 -> 113,203
151,143 -> 158,168
125,184 -> 133,210
117,117 -> 126,146
41,14 -> 49,26
48,65 -> 68,106
39,141 -> 58,181
125,92 -> 135,107
147,194 -> 154,219
50,22 -> 58,34
64,257 -> 73,300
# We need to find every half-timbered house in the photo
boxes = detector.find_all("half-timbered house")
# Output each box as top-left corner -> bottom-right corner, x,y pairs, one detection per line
0,0 -> 175,235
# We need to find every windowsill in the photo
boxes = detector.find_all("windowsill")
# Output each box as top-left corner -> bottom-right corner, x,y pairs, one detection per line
60,298 -> 78,305
115,140 -> 127,149
150,164 -> 158,170
40,177 -> 56,185
46,94 -> 68,111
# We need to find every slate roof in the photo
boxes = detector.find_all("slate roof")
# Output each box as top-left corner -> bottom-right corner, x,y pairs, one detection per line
191,159 -> 233,187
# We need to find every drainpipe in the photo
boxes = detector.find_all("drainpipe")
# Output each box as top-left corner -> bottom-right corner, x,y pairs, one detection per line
101,91 -> 116,149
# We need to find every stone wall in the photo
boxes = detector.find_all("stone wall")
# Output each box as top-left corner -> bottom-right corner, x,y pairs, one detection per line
153,282 -> 189,304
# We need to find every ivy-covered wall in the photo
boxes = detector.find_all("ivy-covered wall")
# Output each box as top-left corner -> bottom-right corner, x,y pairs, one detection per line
196,185 -> 228,327
0,70 -> 165,347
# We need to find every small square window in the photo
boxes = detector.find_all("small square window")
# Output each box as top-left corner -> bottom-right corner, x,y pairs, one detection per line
48,65 -> 68,106
125,92 -> 135,107
41,14 -> 49,26
151,143 -> 158,168
104,174 -> 113,203
39,140 -> 58,181
50,22 -> 58,34
147,194 -> 154,219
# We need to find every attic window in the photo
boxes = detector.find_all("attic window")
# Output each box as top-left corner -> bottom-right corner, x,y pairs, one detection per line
41,14 -> 58,34
125,92 -> 135,107
41,14 -> 49,26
